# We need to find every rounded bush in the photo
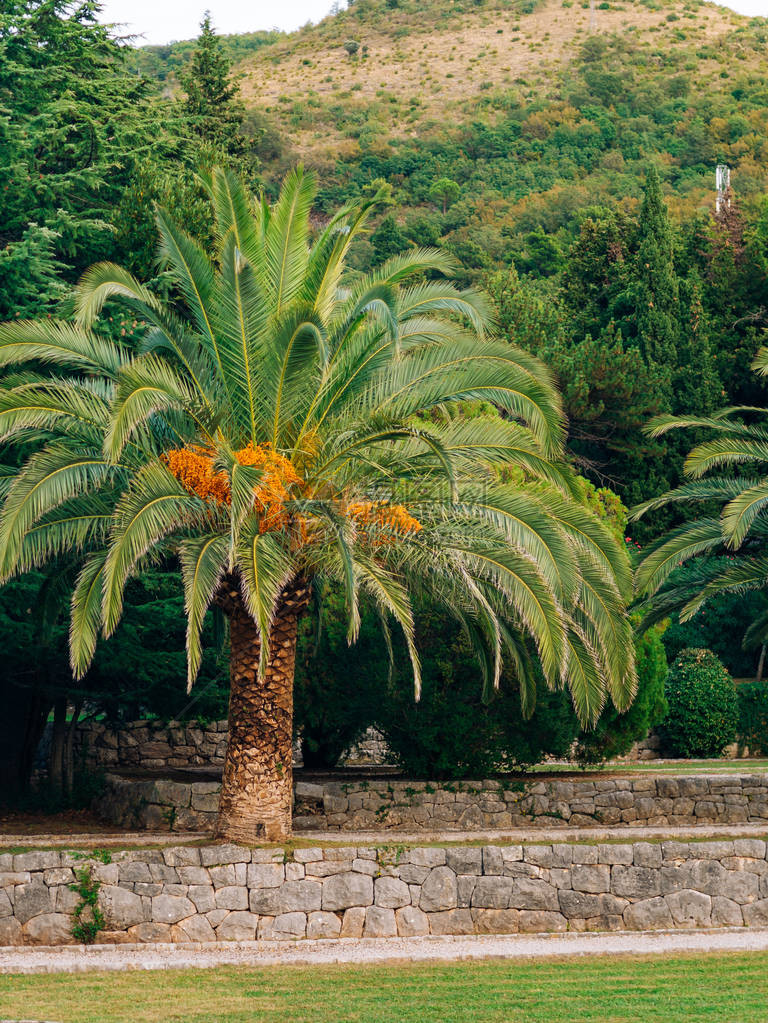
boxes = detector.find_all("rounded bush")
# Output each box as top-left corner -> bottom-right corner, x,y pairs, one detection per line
661,648 -> 738,758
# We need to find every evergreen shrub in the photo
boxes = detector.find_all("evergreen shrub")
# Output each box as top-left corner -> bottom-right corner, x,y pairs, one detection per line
736,680 -> 768,755
661,648 -> 738,758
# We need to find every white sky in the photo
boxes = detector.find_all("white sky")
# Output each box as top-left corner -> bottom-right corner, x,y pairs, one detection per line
98,0 -> 768,46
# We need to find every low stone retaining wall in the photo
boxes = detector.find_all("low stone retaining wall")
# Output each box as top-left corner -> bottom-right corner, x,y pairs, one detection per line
73,720 -> 389,771
2,838 -> 768,946
94,772 -> 768,833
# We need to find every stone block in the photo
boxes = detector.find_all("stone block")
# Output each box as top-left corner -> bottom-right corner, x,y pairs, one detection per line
188,885 -> 216,914
375,876 -> 411,909
571,865 -> 610,894
633,843 -> 662,868
99,885 -> 146,930
509,878 -> 559,912
200,844 -> 251,866
23,913 -> 75,946
420,866 -> 458,912
743,899 -> 768,926
446,847 -> 482,875
482,847 -> 504,875
151,894 -> 196,924
623,897 -> 674,930
126,922 -> 172,943
304,860 -> 353,877
176,867 -> 211,886
571,847 -> 598,865
210,863 -> 246,889
163,847 -> 201,867
598,845 -> 634,866
734,839 -> 766,859
13,882 -> 52,924
0,917 -> 23,946
215,886 -> 249,911
119,862 -> 153,884
171,915 -> 217,943
457,875 -> 478,908
43,868 -> 74,887
340,906 -> 366,938
352,858 -> 378,876
0,889 -> 12,918
471,908 -> 520,934
272,912 -> 307,940
524,846 -> 554,868
398,864 -> 430,885
428,908 -> 474,935
322,872 -> 374,912
53,885 -> 81,915
470,876 -> 515,910
217,911 -> 259,941
251,849 -> 286,864
665,890 -> 711,928
293,848 -> 323,863
711,896 -> 743,927
306,911 -> 341,939
364,905 -> 397,937
148,864 -> 179,884
558,891 -> 628,919
13,851 -> 60,872
409,848 -> 446,867
611,866 -> 661,900
279,880 -> 322,914
518,911 -> 566,933
247,863 -> 285,889
285,863 -> 305,882
396,905 -> 430,937
249,887 -> 281,915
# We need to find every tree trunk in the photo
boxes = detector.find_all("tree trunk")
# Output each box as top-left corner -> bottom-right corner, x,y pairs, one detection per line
215,576 -> 309,843
757,644 -> 766,684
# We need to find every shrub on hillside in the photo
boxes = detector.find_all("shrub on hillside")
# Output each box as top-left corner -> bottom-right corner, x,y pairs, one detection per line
660,648 -> 738,758
575,622 -> 668,765
736,679 -> 768,756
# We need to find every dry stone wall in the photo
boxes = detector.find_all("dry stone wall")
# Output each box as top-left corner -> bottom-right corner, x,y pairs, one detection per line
2,838 -> 768,946
94,772 -> 768,833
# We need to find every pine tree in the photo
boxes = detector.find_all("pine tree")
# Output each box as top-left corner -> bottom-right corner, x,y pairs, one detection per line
180,13 -> 247,160
633,166 -> 680,406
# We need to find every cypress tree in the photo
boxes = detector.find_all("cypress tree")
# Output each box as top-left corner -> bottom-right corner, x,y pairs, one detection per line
181,12 -> 246,159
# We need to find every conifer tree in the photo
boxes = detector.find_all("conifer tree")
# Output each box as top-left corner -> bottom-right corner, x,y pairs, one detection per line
633,166 -> 680,407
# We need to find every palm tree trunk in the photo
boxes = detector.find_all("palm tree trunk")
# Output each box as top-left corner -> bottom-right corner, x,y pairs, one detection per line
215,577 -> 308,843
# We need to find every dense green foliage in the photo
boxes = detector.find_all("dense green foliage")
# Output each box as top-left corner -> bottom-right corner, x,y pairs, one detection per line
661,648 -> 738,758
575,622 -> 668,765
736,679 -> 768,755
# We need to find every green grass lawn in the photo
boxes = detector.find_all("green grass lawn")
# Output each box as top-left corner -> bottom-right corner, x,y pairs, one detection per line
2,953 -> 767,1022
532,759 -> 768,775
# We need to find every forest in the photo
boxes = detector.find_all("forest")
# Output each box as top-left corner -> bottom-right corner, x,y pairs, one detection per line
3,0 -> 768,803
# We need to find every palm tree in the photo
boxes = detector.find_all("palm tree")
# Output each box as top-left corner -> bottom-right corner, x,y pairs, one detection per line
633,346 -> 768,649
0,168 -> 636,841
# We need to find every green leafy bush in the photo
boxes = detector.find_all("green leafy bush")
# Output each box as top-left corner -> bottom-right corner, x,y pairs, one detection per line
575,623 -> 668,765
660,648 -> 738,758
376,604 -> 579,778
737,680 -> 768,755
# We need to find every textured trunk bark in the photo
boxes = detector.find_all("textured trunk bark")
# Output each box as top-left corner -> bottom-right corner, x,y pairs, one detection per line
215,576 -> 308,843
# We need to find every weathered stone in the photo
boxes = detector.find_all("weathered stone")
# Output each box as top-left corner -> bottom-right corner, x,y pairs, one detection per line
472,908 -> 520,934
518,910 -> 566,933
665,889 -> 711,928
306,911 -> 342,939
571,865 -> 610,894
304,860 -> 354,877
734,839 -> 766,859
249,887 -> 281,915
598,844 -> 634,866
428,908 -> 474,935
284,863 -> 305,882
395,905 -> 430,937
43,868 -> 74,886
217,911 -> 259,940
119,862 -> 153,884
611,866 -> 661,900
200,844 -> 250,867
163,846 -> 201,867
482,847 -> 504,875
0,889 -> 12,918
743,899 -> 768,926
420,866 -> 458,912
188,885 -> 216,913
293,848 -> 323,863
151,894 -> 196,924
279,880 -> 322,913
169,915 -> 216,943
53,885 -> 81,915
247,862 -> 285,889
524,846 -> 554,868
623,897 -> 674,930
176,866 -> 210,885
340,906 -> 366,938
633,843 -> 662,868
409,848 -> 446,867
470,876 -> 515,909
0,917 -> 23,945
374,876 -> 411,909
13,851 -> 60,872
210,863 -> 246,889
272,912 -> 307,939
128,922 -> 173,942
558,891 -> 627,919
351,858 -> 378,876
509,878 -> 559,912
13,882 -> 52,924
398,864 -> 430,885
322,872 -> 374,911
215,886 -> 249,911
711,896 -> 743,927
457,875 -> 478,907
364,905 -> 397,937
22,913 -> 74,945
446,847 -> 483,875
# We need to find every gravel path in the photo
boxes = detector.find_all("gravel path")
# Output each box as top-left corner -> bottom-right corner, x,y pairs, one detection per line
2,822 -> 768,849
2,928 -> 768,974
